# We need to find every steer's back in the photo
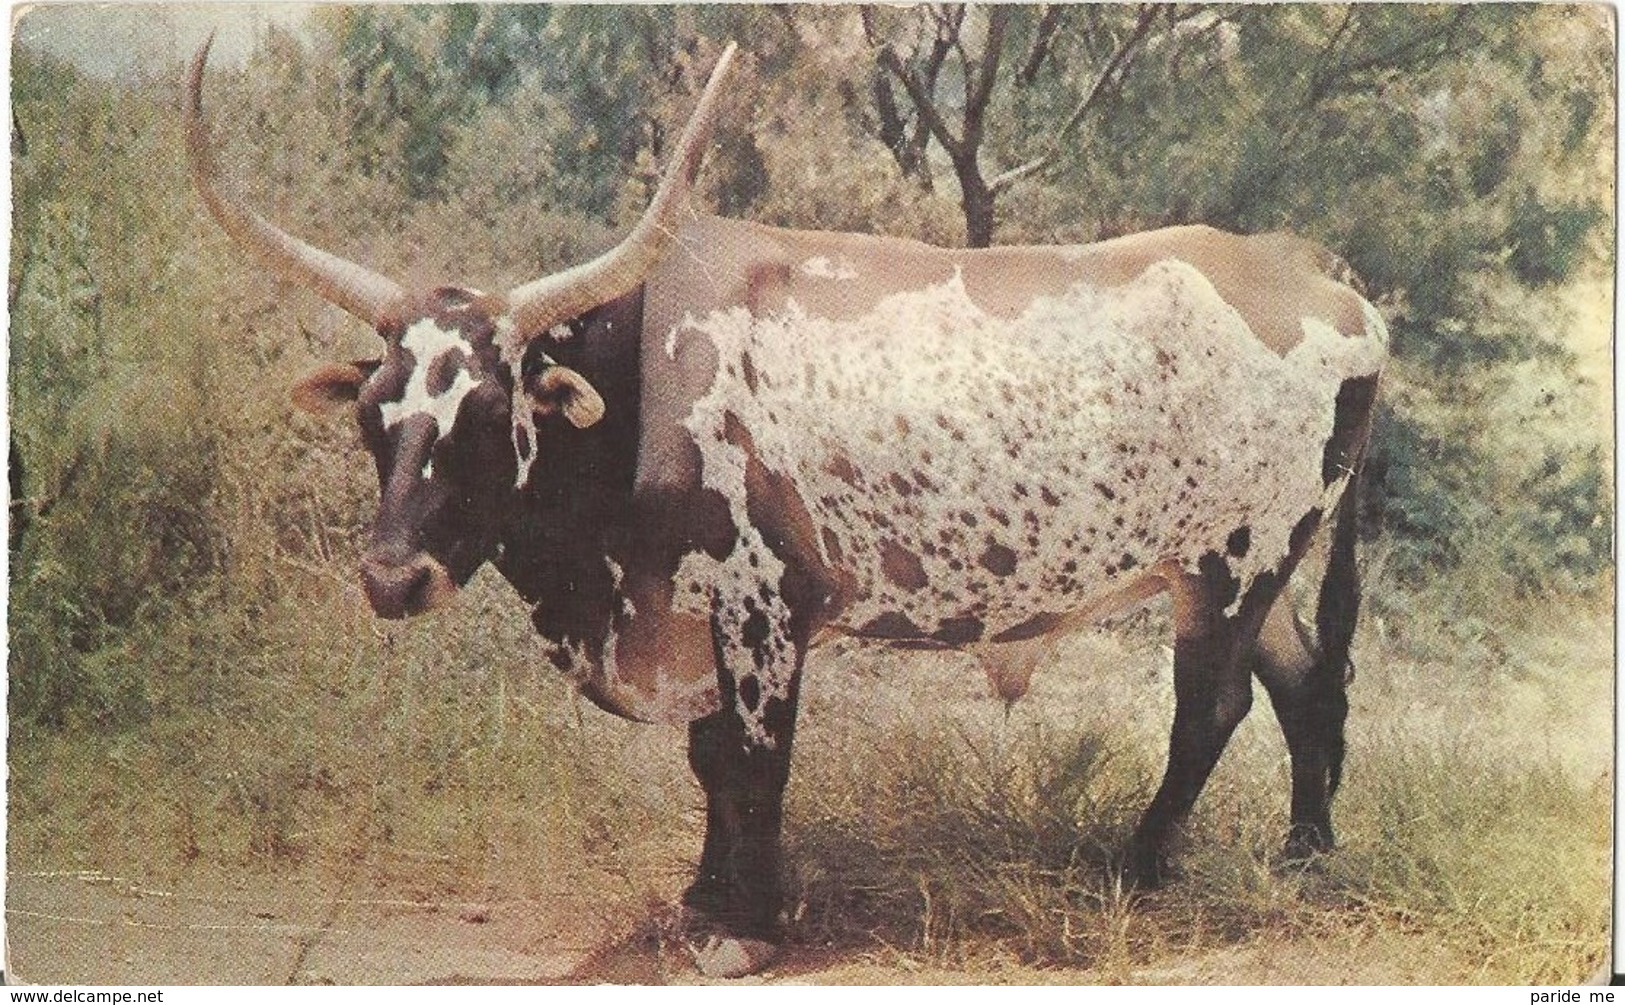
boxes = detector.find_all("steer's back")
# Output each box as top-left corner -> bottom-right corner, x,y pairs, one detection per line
638,218 -> 1378,483
648,217 -> 1372,344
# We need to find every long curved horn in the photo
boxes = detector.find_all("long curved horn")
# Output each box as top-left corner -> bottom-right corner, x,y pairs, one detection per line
185,34 -> 405,326
504,42 -> 738,343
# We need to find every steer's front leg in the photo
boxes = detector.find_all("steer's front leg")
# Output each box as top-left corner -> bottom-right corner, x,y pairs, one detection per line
684,700 -> 798,934
682,590 -> 806,978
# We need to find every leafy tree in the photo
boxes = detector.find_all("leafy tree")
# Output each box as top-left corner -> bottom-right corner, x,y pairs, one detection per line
316,5 -> 551,199
320,5 -> 777,221
859,4 -> 1172,247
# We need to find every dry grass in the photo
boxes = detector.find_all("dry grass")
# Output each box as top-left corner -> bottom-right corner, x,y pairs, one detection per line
10,576 -> 1609,983
9,570 -> 700,916
776,594 -> 1612,983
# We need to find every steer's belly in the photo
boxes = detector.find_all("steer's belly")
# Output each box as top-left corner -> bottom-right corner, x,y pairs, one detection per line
829,562 -> 1176,647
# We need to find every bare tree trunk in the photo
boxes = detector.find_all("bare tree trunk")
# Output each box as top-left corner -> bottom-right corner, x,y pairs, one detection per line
956,159 -> 996,248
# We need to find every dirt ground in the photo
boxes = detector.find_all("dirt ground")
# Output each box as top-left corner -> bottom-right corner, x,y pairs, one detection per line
5,866 -> 1565,985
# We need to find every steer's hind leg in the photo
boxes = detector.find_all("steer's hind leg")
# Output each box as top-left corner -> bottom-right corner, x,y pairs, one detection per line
1252,481 -> 1362,861
1128,562 -> 1280,886
1250,600 -> 1346,860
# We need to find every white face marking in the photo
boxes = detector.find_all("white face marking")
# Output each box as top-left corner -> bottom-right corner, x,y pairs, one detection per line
494,315 -> 540,489
380,319 -> 481,446
605,557 -> 636,617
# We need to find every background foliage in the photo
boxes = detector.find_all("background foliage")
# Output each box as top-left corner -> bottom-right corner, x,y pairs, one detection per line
7,3 -> 1613,982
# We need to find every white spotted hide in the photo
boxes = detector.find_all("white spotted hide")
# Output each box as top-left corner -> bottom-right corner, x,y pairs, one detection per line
677,260 -> 1387,737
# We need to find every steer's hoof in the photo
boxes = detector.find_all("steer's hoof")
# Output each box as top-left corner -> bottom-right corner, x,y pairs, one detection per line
687,933 -> 779,979
1281,823 -> 1335,865
1120,849 -> 1169,891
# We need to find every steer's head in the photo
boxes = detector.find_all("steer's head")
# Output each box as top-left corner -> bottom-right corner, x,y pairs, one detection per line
186,36 -> 735,619
290,286 -> 605,618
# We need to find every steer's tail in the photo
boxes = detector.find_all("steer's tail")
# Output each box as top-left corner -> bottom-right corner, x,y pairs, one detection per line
1316,466 -> 1362,688
1313,461 -> 1365,799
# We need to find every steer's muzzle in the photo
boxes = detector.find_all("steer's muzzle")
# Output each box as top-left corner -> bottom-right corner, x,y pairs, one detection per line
360,552 -> 455,620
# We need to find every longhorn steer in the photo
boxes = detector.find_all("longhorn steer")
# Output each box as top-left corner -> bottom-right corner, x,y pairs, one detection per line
187,40 -> 1384,976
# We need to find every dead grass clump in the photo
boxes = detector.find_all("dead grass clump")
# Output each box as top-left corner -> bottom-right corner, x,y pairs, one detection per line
786,711 -> 1157,967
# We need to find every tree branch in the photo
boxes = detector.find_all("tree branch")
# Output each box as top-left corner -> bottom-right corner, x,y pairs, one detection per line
987,156 -> 1051,195
962,6 -> 1010,152
859,5 -> 880,47
1300,6 -> 1359,110
861,5 -> 949,185
870,72 -> 908,158
877,42 -> 965,160
906,32 -> 952,182
1017,5 -> 1063,86
990,3 -> 1163,194
1306,6 -> 1474,110
1052,4 -> 1159,137
1344,6 -> 1472,76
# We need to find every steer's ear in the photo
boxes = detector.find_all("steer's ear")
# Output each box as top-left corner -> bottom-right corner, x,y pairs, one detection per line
293,360 -> 380,415
524,365 -> 605,430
